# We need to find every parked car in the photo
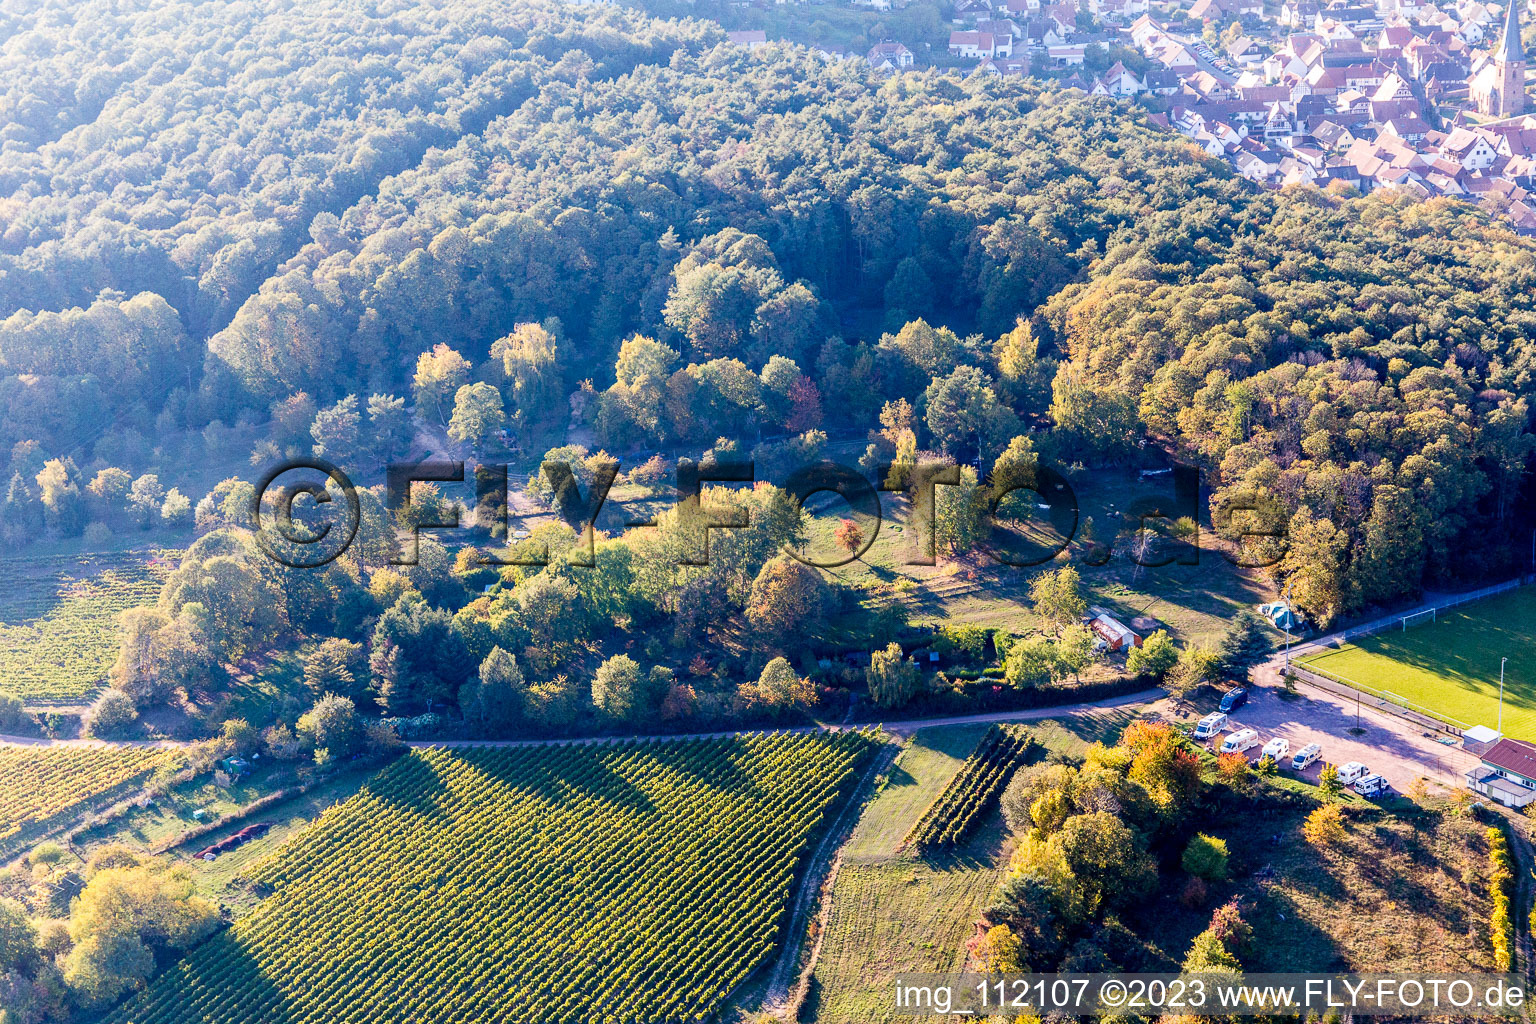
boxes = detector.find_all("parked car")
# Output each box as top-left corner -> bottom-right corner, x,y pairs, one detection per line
1193,712 -> 1228,740
1354,774 -> 1390,797
1260,737 -> 1289,762
1219,728 -> 1260,754
1218,687 -> 1248,712
1290,743 -> 1322,770
1336,761 -> 1369,785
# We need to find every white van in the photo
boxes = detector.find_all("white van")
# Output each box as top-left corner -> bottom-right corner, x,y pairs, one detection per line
1354,774 -> 1389,797
1260,737 -> 1290,762
1193,712 -> 1227,740
1336,761 -> 1369,785
1219,729 -> 1259,754
1290,743 -> 1322,770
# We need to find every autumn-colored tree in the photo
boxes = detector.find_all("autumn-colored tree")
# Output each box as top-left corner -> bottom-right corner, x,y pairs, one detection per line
974,924 -> 1023,973
833,518 -> 864,557
744,657 -> 816,714
878,398 -> 915,449
412,343 -> 471,424
1318,762 -> 1342,799
1215,751 -> 1251,790
1301,803 -> 1345,847
660,683 -> 698,721
745,555 -> 828,648
1123,721 -> 1202,814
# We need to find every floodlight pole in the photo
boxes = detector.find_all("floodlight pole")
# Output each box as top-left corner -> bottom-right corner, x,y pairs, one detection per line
1499,656 -> 1507,734
1282,578 -> 1293,673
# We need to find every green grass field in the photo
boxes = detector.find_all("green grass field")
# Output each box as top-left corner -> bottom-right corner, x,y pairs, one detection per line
805,472 -> 1275,653
1299,587 -> 1536,738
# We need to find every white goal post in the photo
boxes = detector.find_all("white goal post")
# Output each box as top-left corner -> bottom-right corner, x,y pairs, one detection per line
1401,608 -> 1436,631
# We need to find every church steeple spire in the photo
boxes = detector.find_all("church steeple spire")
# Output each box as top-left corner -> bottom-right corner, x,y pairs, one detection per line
1495,0 -> 1524,65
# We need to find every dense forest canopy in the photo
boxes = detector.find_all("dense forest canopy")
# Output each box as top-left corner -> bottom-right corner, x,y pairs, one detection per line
0,0 -> 720,396
0,0 -> 1533,632
4,4 -> 1534,1020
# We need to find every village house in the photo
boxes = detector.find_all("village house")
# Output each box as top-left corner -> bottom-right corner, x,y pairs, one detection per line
866,40 -> 916,70
949,30 -> 1014,57
974,54 -> 1032,76
726,30 -> 768,51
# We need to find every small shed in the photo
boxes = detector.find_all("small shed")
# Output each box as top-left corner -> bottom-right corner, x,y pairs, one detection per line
1086,607 -> 1142,651
1463,725 -> 1503,756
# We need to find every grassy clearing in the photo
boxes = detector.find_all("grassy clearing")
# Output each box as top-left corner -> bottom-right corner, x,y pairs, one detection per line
1252,808 -> 1495,972
1136,798 -> 1496,974
806,711 -> 1131,1023
59,758 -> 398,913
180,766 -> 387,906
1300,587 -> 1536,738
802,850 -> 1005,1024
0,551 -> 174,705
843,723 -> 992,863
807,472 -> 1274,652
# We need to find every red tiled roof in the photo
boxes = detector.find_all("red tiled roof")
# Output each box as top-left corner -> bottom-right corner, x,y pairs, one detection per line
1483,738 -> 1536,780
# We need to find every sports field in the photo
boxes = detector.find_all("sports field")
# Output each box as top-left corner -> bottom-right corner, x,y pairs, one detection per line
1299,587 -> 1536,738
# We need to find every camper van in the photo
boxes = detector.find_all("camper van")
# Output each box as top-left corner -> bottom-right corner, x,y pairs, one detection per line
1259,737 -> 1290,763
1218,687 -> 1248,712
1219,729 -> 1259,754
1336,762 -> 1369,785
1290,743 -> 1322,771
1354,773 -> 1389,797
1193,712 -> 1227,740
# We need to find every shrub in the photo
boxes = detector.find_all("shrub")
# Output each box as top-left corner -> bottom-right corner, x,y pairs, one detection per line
1301,803 -> 1345,847
82,689 -> 138,738
935,624 -> 990,661
1126,630 -> 1177,680
744,657 -> 815,714
1489,826 -> 1515,971
296,693 -> 362,758
1179,876 -> 1209,909
1215,752 -> 1250,789
1181,833 -> 1229,881
974,924 -> 1023,973
161,489 -> 193,528
0,692 -> 25,732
